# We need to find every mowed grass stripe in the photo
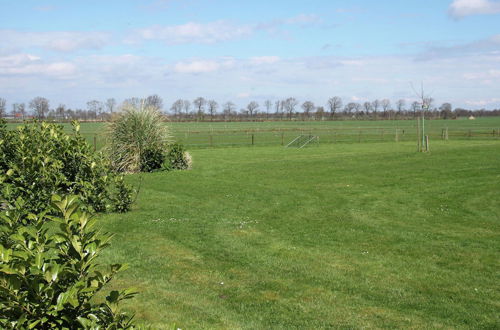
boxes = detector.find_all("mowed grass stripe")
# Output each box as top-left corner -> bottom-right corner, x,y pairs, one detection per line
97,141 -> 499,328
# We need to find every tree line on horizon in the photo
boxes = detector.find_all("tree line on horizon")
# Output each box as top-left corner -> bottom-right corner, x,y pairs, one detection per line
1,95 -> 499,122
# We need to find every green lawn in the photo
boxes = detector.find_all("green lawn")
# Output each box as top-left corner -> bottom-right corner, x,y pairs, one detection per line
98,140 -> 500,328
6,117 -> 500,149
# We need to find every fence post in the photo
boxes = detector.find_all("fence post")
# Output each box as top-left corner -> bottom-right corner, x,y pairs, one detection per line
281,132 -> 284,146
416,117 -> 421,152
251,134 -> 254,146
425,135 -> 430,152
93,135 -> 97,151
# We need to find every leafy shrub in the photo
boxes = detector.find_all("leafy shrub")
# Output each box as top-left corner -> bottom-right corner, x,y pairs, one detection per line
113,176 -> 134,213
165,143 -> 192,170
141,147 -> 165,173
106,104 -> 170,173
0,195 -> 136,328
0,120 -> 133,215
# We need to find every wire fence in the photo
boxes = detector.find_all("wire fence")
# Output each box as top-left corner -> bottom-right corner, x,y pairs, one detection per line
83,126 -> 500,150
168,126 -> 500,148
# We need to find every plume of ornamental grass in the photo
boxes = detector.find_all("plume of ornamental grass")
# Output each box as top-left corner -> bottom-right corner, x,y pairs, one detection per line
106,102 -> 170,173
183,151 -> 193,170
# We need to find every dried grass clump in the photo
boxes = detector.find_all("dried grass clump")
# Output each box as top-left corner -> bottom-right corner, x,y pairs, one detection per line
183,151 -> 193,170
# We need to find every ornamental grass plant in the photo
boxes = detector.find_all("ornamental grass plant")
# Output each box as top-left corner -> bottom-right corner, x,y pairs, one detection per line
106,103 -> 171,173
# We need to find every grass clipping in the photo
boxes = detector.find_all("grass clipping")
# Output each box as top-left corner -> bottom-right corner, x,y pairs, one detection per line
106,103 -> 170,173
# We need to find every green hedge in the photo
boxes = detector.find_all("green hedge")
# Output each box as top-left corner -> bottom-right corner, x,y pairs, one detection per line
0,120 -> 132,215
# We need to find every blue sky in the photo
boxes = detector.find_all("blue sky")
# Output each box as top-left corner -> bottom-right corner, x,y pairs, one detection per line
1,0 -> 500,110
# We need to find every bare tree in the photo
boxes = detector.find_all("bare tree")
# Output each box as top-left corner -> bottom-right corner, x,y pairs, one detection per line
0,98 -> 6,118
193,97 -> 206,120
411,83 -> 434,152
353,102 -> 362,116
371,99 -> 380,117
207,100 -> 218,121
423,97 -> 434,110
29,97 -> 50,119
363,101 -> 372,115
239,108 -> 249,117
301,101 -> 315,119
145,94 -> 163,110
264,100 -> 272,119
411,101 -> 419,118
11,103 -> 19,118
56,104 -> 66,120
327,96 -> 342,118
223,101 -> 235,120
284,98 -> 298,119
106,98 -> 116,114
170,99 -> 184,119
183,100 -> 191,118
439,102 -> 452,119
396,99 -> 406,115
315,106 -> 325,120
18,103 -> 26,119
123,97 -> 141,108
344,102 -> 357,115
86,100 -> 103,120
381,99 -> 391,118
274,100 -> 281,118
247,101 -> 259,119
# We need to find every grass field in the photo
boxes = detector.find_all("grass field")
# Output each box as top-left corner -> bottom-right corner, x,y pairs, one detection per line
6,117 -> 500,149
95,139 -> 499,328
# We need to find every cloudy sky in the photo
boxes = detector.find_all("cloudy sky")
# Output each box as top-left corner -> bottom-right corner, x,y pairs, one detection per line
1,0 -> 500,110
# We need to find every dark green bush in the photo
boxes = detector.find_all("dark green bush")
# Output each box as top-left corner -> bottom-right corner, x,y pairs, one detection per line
0,195 -> 136,328
0,120 -> 133,215
165,143 -> 192,170
140,147 -> 166,173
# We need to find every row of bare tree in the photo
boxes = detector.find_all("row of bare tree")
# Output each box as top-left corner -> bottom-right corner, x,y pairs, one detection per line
1,95 -> 498,121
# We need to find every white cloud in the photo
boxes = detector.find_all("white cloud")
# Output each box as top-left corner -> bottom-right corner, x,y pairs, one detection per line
0,54 -> 77,78
0,30 -> 112,52
2,51 -> 500,109
465,98 -> 500,106
416,34 -> 500,60
131,21 -> 253,45
250,56 -> 280,65
174,60 -> 220,73
339,59 -> 367,66
0,54 -> 41,67
129,14 -> 329,46
463,69 -> 500,80
237,92 -> 251,98
449,0 -> 500,18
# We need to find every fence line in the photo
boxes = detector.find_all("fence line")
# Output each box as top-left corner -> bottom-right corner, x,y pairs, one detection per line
173,126 -> 500,148
85,126 -> 500,149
